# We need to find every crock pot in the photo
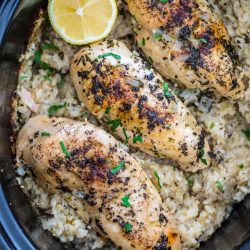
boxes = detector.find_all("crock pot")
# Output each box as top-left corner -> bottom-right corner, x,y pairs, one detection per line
0,1 -> 250,249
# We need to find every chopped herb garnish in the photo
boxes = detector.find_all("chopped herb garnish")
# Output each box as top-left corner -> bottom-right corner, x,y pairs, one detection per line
148,56 -> 154,64
44,69 -> 54,81
174,88 -> 181,95
153,32 -> 162,41
201,158 -> 208,165
60,141 -> 70,157
110,161 -> 125,174
105,106 -> 111,114
133,134 -> 143,144
48,102 -> 68,116
140,37 -> 146,46
239,164 -> 245,170
185,173 -> 194,188
41,131 -> 51,137
98,53 -> 121,60
19,73 -> 29,81
81,111 -> 89,118
163,81 -> 172,98
198,148 -> 208,165
41,43 -> 59,50
57,77 -> 65,89
198,148 -> 205,158
200,38 -> 207,44
209,122 -> 215,129
123,223 -> 132,233
122,128 -> 130,144
242,129 -> 250,141
121,196 -> 131,207
34,49 -> 56,72
154,171 -> 162,189
107,119 -> 122,132
215,180 -> 224,192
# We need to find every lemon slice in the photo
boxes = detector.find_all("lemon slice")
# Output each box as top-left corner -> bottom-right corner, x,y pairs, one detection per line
48,0 -> 118,45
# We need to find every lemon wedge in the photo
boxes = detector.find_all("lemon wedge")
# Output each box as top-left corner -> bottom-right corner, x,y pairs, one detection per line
48,0 -> 118,45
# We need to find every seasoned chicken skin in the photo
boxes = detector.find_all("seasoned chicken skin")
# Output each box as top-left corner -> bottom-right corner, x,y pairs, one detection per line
71,39 -> 211,172
17,115 -> 181,250
125,0 -> 244,98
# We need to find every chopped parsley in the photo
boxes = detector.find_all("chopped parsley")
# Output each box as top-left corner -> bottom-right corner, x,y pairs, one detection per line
60,141 -> 70,157
239,164 -> 245,170
123,223 -> 132,233
153,32 -> 162,41
201,158 -> 208,165
133,134 -> 143,144
209,122 -> 215,129
98,53 -> 121,60
242,129 -> 250,141
154,171 -> 162,189
105,106 -> 111,114
122,128 -> 130,144
19,73 -> 29,81
41,131 -> 51,137
57,77 -> 65,89
81,111 -> 89,118
200,38 -> 207,44
185,174 -> 194,188
198,148 -> 208,166
110,161 -> 125,174
107,119 -> 122,132
215,180 -> 224,192
48,102 -> 68,116
140,37 -> 146,46
41,43 -> 59,50
174,88 -> 181,95
34,49 -> 55,71
148,56 -> 154,64
163,81 -> 172,98
121,196 -> 131,207
34,43 -> 58,72
44,69 -> 54,81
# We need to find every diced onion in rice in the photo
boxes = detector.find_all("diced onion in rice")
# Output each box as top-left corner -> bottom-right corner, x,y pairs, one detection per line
198,96 -> 213,113
18,87 -> 39,112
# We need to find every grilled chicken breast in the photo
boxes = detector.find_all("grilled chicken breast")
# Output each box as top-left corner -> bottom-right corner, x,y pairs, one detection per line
125,0 -> 244,98
17,115 -> 181,250
70,39 -> 211,172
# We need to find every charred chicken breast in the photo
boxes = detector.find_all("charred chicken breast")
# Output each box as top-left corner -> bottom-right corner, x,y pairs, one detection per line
125,0 -> 244,98
17,115 -> 181,250
70,39 -> 211,172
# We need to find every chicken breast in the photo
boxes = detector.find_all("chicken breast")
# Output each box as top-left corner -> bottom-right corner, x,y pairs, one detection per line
125,0 -> 244,98
70,39 -> 211,172
17,115 -> 181,250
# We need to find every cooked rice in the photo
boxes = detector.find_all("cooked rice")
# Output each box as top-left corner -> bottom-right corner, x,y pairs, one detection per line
13,1 -> 250,249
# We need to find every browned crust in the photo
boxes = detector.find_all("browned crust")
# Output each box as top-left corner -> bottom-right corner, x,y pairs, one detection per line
10,9 -> 46,161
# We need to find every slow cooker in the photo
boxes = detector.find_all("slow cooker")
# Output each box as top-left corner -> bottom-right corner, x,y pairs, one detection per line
0,0 -> 250,249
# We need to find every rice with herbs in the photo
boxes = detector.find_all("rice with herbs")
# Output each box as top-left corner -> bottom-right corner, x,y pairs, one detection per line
12,1 -> 250,249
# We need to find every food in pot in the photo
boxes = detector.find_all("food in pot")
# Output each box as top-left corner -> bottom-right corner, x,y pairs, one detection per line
12,0 -> 250,249
126,0 -> 245,98
71,38 -> 211,172
17,115 -> 181,250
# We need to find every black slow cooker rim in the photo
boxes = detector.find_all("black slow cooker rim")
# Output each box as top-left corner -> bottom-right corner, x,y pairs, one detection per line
0,1 -> 36,249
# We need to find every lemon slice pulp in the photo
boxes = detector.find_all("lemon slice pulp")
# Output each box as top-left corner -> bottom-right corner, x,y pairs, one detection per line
48,0 -> 118,45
